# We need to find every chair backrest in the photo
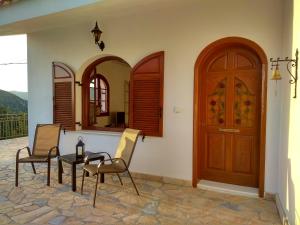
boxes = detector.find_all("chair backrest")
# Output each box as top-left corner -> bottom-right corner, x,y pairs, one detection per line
114,128 -> 141,167
32,124 -> 61,156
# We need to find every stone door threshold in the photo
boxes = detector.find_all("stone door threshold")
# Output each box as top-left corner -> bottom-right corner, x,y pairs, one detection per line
197,180 -> 259,198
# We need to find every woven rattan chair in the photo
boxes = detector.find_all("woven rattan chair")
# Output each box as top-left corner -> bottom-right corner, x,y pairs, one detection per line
15,124 -> 62,187
81,128 -> 141,207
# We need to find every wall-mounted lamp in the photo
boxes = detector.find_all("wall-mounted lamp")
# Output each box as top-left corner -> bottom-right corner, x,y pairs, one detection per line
91,21 -> 105,51
270,48 -> 298,98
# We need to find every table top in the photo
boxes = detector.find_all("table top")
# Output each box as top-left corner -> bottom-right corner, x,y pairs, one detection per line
59,151 -> 104,164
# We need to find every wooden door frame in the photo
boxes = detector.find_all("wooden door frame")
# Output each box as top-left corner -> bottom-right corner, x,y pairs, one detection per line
193,37 -> 268,197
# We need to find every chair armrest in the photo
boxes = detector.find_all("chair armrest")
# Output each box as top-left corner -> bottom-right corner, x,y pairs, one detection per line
47,146 -> 58,158
93,151 -> 112,160
83,155 -> 88,164
84,151 -> 112,164
97,157 -> 128,171
16,147 -> 31,161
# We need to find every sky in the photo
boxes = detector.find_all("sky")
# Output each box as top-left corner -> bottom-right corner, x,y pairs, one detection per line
0,34 -> 27,92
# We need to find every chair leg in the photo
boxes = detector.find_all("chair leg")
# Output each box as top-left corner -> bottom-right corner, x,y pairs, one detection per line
127,170 -> 139,196
31,162 -> 36,174
47,160 -> 51,186
93,173 -> 100,208
61,161 -> 64,174
15,161 -> 19,187
81,170 -> 86,195
57,154 -> 64,174
116,173 -> 123,185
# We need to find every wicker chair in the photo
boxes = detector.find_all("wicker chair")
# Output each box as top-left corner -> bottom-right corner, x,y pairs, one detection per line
15,124 -> 62,187
81,128 -> 141,207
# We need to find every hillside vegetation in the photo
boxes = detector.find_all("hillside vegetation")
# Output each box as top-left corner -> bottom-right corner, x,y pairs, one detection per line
0,89 -> 27,113
9,91 -> 28,101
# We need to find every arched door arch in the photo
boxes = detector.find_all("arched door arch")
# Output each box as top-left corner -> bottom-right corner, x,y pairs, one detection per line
193,37 -> 268,197
81,56 -> 131,130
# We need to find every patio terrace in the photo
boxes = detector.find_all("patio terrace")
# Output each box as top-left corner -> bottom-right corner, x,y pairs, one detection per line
0,137 -> 281,225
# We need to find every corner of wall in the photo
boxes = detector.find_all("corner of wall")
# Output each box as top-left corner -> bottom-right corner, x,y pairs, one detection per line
275,193 -> 290,225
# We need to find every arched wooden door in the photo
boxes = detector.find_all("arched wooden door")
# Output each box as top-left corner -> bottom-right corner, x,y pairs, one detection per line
200,47 -> 261,187
193,38 -> 268,195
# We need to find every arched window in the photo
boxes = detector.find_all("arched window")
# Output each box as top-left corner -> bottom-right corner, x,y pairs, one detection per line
81,53 -> 164,136
89,74 -> 109,122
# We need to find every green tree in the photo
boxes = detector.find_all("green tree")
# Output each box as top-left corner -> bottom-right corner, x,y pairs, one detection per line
0,106 -> 11,114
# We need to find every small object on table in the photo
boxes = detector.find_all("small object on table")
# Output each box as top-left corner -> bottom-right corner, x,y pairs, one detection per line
76,136 -> 85,159
58,151 -> 104,192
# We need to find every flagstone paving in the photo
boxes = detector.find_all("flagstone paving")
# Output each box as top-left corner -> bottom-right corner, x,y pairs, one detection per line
0,137 -> 281,225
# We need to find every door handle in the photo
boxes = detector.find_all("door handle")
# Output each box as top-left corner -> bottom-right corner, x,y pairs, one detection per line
218,128 -> 240,133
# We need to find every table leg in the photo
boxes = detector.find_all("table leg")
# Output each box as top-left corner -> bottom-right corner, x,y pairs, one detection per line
58,159 -> 62,184
100,173 -> 104,183
72,163 -> 76,192
100,159 -> 104,183
85,161 -> 89,177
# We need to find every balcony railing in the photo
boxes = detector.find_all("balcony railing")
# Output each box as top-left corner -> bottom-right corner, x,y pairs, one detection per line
0,113 -> 28,139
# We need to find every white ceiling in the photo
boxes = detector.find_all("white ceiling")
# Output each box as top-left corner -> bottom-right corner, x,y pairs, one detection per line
0,0 -> 190,35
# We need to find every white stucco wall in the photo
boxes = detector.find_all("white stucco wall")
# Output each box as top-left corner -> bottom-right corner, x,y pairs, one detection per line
27,0 -> 284,193
277,0 -> 299,224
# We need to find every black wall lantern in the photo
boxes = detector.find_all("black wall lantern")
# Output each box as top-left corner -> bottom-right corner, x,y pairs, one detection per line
76,136 -> 85,159
91,21 -> 105,51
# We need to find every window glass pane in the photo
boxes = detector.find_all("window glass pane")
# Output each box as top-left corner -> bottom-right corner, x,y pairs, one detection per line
90,88 -> 95,101
90,79 -> 95,87
101,101 -> 106,112
99,78 -> 107,113
90,79 -> 95,101
100,79 -> 105,89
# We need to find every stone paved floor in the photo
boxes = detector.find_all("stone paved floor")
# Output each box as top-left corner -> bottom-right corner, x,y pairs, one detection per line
0,137 -> 281,225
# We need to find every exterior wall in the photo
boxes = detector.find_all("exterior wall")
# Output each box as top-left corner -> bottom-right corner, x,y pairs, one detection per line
277,0 -> 300,224
27,0 -> 284,193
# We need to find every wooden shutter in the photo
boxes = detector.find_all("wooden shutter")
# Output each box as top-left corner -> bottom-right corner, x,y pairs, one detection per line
130,51 -> 164,137
53,62 -> 75,130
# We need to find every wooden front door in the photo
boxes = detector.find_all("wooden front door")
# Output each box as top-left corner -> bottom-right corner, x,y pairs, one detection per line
199,47 -> 261,187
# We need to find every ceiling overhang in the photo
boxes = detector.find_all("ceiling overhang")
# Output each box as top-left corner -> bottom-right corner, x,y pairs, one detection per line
0,0 -> 185,35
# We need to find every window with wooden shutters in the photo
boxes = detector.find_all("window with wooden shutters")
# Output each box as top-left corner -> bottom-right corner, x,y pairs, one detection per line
130,51 -> 164,137
53,62 -> 75,130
